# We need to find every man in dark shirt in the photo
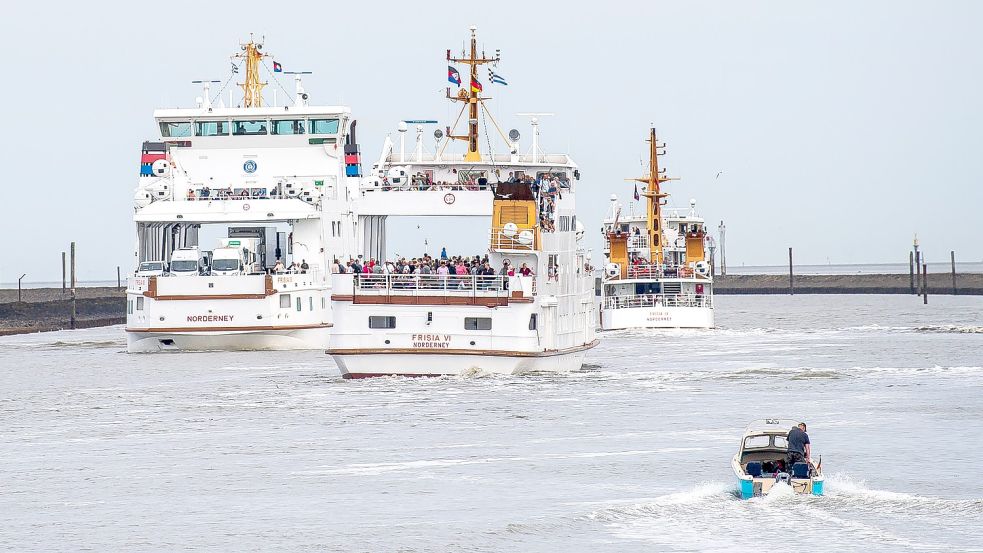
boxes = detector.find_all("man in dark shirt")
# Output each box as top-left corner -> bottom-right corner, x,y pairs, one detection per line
787,422 -> 811,468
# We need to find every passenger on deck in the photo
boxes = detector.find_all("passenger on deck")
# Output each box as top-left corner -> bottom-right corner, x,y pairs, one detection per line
519,263 -> 533,277
274,258 -> 286,273
300,260 -> 310,274
787,422 -> 811,468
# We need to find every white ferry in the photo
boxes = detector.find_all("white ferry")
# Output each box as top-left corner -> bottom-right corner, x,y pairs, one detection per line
327,27 -> 598,377
126,38 -> 360,352
599,130 -> 714,329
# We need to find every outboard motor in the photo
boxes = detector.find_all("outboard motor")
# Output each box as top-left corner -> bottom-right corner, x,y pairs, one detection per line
775,472 -> 791,485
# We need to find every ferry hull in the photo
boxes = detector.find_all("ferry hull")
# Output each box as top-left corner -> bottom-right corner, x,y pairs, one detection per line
330,344 -> 595,378
126,326 -> 330,352
601,305 -> 713,330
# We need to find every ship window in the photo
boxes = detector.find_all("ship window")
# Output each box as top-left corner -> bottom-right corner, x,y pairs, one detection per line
369,316 -> 396,329
233,120 -> 269,135
528,314 -> 537,330
774,436 -> 788,449
272,119 -> 306,135
744,435 -> 770,449
127,300 -> 133,315
464,317 -> 492,330
309,297 -> 314,311
136,297 -> 144,311
321,297 -> 326,309
296,297 -> 302,312
280,294 -> 291,308
196,120 -> 229,136
309,118 -> 340,134
160,121 -> 192,137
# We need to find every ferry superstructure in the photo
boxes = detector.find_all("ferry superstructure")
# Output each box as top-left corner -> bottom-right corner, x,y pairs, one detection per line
126,38 -> 361,352
328,27 -> 598,377
599,130 -> 714,329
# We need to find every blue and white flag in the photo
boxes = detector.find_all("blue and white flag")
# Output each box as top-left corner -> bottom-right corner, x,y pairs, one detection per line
488,68 -> 508,86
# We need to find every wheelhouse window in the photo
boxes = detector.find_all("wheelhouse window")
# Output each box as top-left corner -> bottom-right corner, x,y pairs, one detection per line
160,121 -> 192,137
280,294 -> 291,309
271,119 -> 306,135
309,118 -> 340,134
196,120 -> 230,136
743,435 -> 770,449
369,316 -> 396,329
136,297 -> 144,311
233,120 -> 269,136
465,317 -> 492,330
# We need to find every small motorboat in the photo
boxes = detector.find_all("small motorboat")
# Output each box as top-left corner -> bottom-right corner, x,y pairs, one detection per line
732,418 -> 824,499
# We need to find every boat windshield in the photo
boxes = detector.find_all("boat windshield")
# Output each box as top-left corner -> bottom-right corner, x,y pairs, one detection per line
212,259 -> 240,271
170,260 -> 198,273
139,262 -> 163,271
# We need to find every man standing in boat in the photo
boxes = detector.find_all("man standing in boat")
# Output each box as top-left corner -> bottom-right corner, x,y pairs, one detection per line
787,422 -> 811,468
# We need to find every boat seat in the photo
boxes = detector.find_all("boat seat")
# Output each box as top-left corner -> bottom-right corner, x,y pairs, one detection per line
792,462 -> 809,478
746,461 -> 763,477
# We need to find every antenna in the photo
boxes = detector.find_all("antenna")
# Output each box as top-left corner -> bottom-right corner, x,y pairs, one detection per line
515,113 -> 554,163
191,80 -> 221,108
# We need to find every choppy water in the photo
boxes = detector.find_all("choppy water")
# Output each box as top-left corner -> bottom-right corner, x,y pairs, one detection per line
1,295 -> 981,552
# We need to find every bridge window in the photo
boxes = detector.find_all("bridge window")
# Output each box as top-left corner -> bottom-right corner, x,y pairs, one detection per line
127,300 -> 133,315
233,120 -> 269,136
465,317 -> 492,330
272,119 -> 306,135
528,314 -> 537,330
295,297 -> 302,312
369,316 -> 396,329
309,118 -> 340,134
280,294 -> 291,308
136,297 -> 144,311
309,297 -> 314,311
160,121 -> 192,137
196,120 -> 229,136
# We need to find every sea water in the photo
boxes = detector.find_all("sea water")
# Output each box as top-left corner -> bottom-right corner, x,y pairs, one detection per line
0,295 -> 980,551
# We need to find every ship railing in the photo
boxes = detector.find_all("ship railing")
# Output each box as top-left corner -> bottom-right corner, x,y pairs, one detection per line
603,293 -> 713,310
380,152 -> 571,165
489,227 -> 538,251
361,179 -> 495,192
622,264 -> 708,280
627,236 -> 649,249
350,273 -> 536,298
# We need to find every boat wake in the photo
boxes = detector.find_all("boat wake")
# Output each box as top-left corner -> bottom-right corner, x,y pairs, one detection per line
585,475 -> 983,550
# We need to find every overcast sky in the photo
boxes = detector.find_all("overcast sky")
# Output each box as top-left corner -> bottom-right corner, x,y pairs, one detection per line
1,0 -> 981,282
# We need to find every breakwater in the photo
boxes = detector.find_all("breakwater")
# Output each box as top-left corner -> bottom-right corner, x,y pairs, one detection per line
715,273 -> 983,295
0,287 -> 125,336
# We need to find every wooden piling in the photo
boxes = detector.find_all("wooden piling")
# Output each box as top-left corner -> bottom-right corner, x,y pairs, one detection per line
951,251 -> 957,295
922,262 -> 928,305
70,242 -> 77,330
788,247 -> 794,295
18,273 -> 26,303
62,252 -> 66,293
909,251 -> 915,294
117,266 -> 121,290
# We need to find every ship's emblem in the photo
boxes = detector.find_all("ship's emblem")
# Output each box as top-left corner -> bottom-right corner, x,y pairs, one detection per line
243,160 -> 258,173
443,193 -> 456,205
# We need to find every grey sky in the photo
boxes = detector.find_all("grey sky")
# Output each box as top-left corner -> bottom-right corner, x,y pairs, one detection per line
2,0 -> 981,282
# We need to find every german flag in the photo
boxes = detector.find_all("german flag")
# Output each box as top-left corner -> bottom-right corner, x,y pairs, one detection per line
470,77 -> 483,93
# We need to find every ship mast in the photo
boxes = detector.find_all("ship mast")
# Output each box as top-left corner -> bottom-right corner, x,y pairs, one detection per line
235,35 -> 269,108
632,128 -> 676,264
446,26 -> 500,162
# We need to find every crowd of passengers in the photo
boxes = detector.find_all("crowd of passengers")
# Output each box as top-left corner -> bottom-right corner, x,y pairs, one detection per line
330,249 -> 534,289
185,182 -> 297,201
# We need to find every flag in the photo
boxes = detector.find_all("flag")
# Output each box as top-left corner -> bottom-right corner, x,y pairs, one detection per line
488,68 -> 508,86
634,184 -> 640,201
470,77 -> 483,93
273,61 -> 283,73
448,66 -> 461,86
